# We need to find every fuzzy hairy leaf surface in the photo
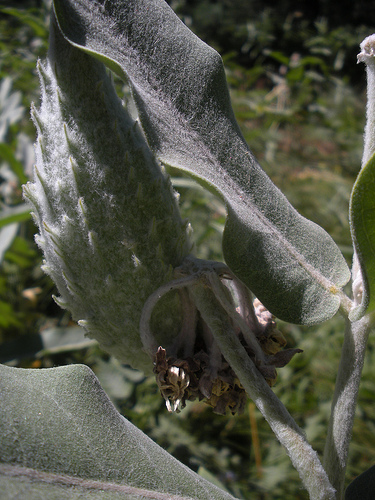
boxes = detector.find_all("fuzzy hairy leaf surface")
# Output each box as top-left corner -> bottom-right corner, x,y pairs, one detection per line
350,153 -> 375,320
0,364 -> 237,500
52,0 -> 350,325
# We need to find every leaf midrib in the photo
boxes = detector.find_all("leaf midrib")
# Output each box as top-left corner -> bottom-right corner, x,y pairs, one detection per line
0,464 -> 196,500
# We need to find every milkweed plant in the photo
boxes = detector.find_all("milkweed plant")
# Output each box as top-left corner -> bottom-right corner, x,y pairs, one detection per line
2,0 -> 375,499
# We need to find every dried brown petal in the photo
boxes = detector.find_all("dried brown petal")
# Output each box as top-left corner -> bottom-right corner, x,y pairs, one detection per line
259,328 -> 287,355
153,298 -> 302,414
256,364 -> 278,386
267,348 -> 303,368
154,345 -> 247,415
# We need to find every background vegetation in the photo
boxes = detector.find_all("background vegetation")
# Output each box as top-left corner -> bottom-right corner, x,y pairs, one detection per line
1,0 -> 374,498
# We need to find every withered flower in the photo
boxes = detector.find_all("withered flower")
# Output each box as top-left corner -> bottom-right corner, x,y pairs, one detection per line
149,273 -> 302,415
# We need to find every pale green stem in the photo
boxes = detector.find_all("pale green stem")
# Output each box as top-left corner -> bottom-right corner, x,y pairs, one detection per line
357,34 -> 375,167
323,315 -> 373,498
190,283 -> 336,500
322,35 -> 375,498
207,272 -> 267,364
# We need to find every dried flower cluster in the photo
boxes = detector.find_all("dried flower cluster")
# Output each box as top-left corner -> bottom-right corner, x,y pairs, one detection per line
154,298 -> 302,415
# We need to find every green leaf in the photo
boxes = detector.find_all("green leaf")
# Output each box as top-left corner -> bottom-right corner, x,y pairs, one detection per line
0,143 -> 28,185
0,223 -> 18,264
52,0 -> 350,324
0,300 -> 22,330
267,51 -> 290,65
39,325 -> 97,355
0,333 -> 43,363
345,464 -> 375,500
0,364 -> 237,500
0,7 -> 49,39
0,204 -> 31,229
349,153 -> 375,320
0,326 -> 95,363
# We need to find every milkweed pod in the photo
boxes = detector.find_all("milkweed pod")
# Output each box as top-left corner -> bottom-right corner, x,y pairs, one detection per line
23,14 -> 190,373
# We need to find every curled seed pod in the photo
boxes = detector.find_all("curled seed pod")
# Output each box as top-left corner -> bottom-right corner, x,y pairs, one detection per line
23,14 -> 191,373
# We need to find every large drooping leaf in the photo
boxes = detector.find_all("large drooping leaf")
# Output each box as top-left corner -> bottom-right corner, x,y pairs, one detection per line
0,364 -> 237,500
52,0 -> 350,324
349,153 -> 375,321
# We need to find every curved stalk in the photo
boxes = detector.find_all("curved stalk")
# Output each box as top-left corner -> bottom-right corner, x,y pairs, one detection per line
190,283 -> 336,500
323,35 -> 375,497
323,315 -> 374,497
207,272 -> 267,364
139,274 -> 200,355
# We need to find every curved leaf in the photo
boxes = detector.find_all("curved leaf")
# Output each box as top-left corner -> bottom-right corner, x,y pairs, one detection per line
349,153 -> 375,321
0,363 -> 237,500
345,464 -> 375,500
52,0 -> 350,324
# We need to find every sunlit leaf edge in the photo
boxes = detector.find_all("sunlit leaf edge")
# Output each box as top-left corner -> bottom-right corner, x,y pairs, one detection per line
349,152 -> 375,321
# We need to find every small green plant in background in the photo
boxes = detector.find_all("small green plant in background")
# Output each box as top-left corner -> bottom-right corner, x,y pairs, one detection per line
2,1 -> 375,499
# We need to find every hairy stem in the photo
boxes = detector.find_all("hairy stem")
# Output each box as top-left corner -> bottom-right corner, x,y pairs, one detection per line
323,315 -> 373,498
323,35 -> 375,498
358,34 -> 375,168
139,274 -> 199,355
207,272 -> 267,364
190,283 -> 336,500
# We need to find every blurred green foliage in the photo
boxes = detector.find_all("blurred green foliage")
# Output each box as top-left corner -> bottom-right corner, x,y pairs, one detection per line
0,1 -> 374,498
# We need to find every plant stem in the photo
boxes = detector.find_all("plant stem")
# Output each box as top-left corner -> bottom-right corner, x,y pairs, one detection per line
190,283 -> 336,500
322,34 -> 375,498
248,402 -> 263,478
139,274 -> 200,355
323,315 -> 373,498
358,34 -> 375,168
